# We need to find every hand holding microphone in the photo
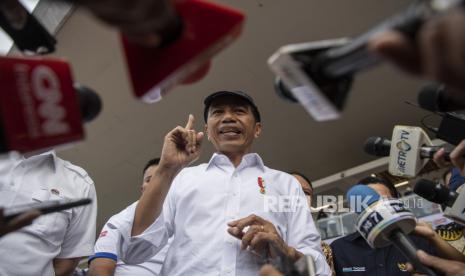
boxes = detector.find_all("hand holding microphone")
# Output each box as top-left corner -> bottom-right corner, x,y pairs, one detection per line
434,139 -> 465,175
369,7 -> 465,92
407,250 -> 465,276
75,0 -> 180,47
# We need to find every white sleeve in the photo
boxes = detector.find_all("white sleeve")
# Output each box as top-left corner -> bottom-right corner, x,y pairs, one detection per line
58,176 -> 98,258
286,177 -> 331,276
88,218 -> 121,263
116,173 -> 179,265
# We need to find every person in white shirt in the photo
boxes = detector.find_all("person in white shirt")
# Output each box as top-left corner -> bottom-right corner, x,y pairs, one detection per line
0,151 -> 97,276
116,90 -> 331,276
89,157 -> 171,276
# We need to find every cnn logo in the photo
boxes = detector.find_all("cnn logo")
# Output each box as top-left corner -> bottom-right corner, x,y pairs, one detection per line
32,65 -> 70,136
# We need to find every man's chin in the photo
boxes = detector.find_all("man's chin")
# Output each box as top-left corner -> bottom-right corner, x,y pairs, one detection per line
216,142 -> 245,153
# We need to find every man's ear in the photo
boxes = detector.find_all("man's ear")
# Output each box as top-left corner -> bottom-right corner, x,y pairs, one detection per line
254,122 -> 262,138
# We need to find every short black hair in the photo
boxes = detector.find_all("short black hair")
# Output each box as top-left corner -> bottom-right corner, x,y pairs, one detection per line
357,176 -> 399,198
289,171 -> 313,190
143,158 -> 160,175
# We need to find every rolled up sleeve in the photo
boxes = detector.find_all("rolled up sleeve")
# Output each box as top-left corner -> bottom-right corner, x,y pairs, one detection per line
114,176 -> 178,265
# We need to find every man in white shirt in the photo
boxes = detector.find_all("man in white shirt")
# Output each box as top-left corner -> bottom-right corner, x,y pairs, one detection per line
89,158 -> 171,276
117,91 -> 331,276
0,151 -> 97,276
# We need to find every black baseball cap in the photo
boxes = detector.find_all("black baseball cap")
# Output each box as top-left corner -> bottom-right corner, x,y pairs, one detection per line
203,90 -> 261,122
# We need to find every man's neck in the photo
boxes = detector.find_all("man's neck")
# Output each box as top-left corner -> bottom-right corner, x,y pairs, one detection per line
220,150 -> 249,167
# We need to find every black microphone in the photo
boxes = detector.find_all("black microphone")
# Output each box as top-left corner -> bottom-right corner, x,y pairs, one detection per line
418,83 -> 465,112
414,179 -> 465,225
363,137 -> 391,157
414,179 -> 457,207
74,84 -> 103,123
363,136 -> 451,160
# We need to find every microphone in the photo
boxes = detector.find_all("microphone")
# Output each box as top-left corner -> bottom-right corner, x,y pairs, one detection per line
268,0 -> 464,122
414,179 -> 465,225
364,136 -> 451,160
364,126 -> 442,178
0,55 -> 102,153
347,185 -> 438,276
418,83 -> 465,112
121,0 -> 245,103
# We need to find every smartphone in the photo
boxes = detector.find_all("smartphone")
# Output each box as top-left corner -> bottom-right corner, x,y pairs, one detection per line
3,198 -> 91,222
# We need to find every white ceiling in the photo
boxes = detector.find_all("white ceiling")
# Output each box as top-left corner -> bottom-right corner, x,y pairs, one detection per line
47,0 -> 434,228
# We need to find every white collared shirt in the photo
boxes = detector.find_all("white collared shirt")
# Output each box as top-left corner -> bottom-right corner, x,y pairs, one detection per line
116,153 -> 331,276
0,151 -> 97,276
90,202 -> 171,276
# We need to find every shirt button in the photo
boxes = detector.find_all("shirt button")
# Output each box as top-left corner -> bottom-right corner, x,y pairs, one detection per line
378,263 -> 384,268
225,267 -> 233,273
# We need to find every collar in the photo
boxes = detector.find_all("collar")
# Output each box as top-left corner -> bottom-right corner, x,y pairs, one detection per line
206,152 -> 265,172
21,150 -> 58,172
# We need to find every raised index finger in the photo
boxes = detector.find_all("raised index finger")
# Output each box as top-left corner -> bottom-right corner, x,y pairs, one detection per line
185,114 -> 195,130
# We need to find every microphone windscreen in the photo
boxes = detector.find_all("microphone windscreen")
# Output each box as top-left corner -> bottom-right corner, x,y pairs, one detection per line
413,179 -> 447,204
417,83 -> 443,112
363,136 -> 391,157
346,184 -> 380,213
74,84 -> 102,123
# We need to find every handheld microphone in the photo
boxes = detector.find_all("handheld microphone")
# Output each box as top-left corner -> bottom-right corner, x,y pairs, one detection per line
268,0 -> 463,121
414,179 -> 465,226
0,55 -> 102,153
121,0 -> 245,103
364,126 -> 439,178
418,83 -> 465,112
364,136 -> 453,160
347,185 -> 438,276
414,83 -> 465,145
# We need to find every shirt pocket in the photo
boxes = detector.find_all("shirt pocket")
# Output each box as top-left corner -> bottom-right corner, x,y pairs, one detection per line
29,188 -> 72,246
